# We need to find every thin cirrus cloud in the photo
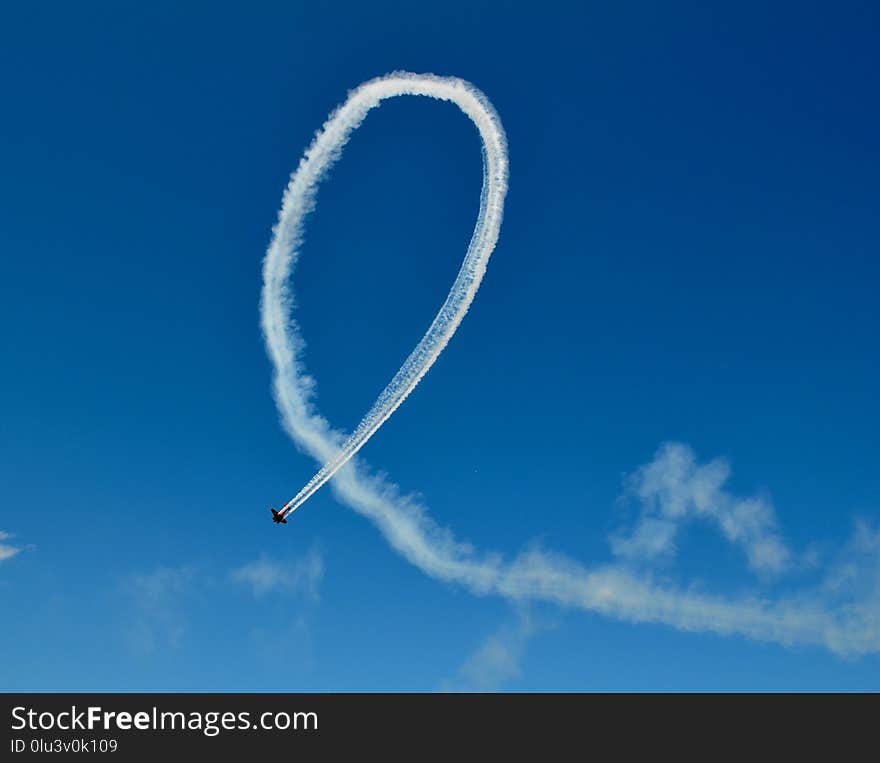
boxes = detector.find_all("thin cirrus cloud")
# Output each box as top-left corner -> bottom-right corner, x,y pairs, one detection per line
122,546 -> 324,655
260,72 -> 880,658
0,531 -> 22,563
442,609 -> 549,692
230,546 -> 324,600
122,550 -> 324,654
123,565 -> 197,654
612,442 -> 792,576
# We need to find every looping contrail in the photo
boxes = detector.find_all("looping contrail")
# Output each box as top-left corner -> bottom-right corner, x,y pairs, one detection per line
262,72 -> 508,517
260,72 -> 880,658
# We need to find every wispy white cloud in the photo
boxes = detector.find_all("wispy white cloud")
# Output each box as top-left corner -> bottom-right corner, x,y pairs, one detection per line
614,443 -> 791,575
610,517 -> 678,564
0,531 -> 22,563
122,565 -> 196,654
119,552 -> 324,658
247,613 -> 316,671
230,546 -> 324,600
443,609 -> 546,691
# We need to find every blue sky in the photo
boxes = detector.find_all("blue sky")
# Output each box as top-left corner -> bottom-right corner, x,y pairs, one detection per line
1,1 -> 878,690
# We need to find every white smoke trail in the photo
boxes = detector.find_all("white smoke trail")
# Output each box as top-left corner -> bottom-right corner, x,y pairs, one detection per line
262,72 -> 507,518
261,72 -> 880,657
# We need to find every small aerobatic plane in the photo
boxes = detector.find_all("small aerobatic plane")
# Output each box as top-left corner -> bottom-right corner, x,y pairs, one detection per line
270,506 -> 290,525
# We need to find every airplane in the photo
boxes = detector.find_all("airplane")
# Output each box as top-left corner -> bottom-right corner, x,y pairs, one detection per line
271,507 -> 289,524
